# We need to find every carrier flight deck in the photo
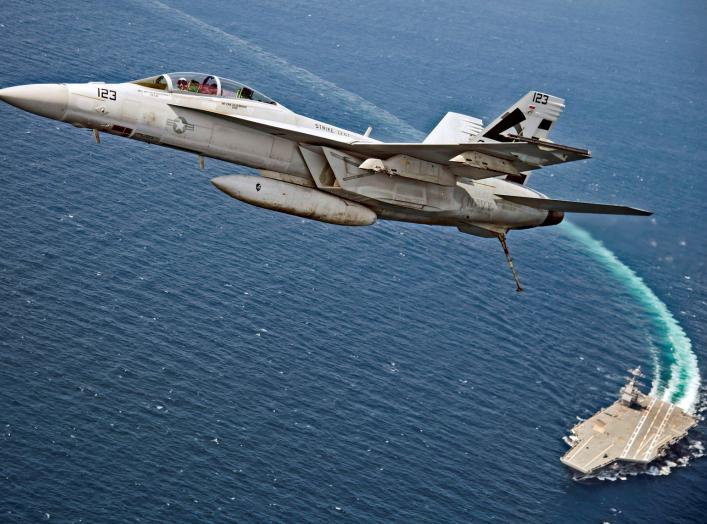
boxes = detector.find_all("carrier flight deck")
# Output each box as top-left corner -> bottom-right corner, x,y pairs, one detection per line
561,368 -> 697,475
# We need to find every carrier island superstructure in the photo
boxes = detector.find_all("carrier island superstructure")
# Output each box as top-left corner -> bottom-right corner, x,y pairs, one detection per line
561,368 -> 697,475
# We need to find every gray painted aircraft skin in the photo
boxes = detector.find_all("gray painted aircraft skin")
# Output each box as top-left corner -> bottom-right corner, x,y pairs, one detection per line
0,72 -> 651,290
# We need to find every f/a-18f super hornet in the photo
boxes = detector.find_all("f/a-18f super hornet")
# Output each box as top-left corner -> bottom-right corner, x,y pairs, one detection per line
0,72 -> 651,290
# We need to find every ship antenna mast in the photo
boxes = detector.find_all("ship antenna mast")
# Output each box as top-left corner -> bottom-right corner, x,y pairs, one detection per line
619,367 -> 644,407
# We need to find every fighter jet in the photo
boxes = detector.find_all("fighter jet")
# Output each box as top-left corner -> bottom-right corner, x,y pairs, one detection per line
0,72 -> 651,290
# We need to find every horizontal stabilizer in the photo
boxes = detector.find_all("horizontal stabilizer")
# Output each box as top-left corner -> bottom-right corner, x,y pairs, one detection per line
498,195 -> 652,216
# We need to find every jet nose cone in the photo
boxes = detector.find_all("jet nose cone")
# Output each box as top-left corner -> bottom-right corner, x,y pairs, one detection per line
0,84 -> 68,120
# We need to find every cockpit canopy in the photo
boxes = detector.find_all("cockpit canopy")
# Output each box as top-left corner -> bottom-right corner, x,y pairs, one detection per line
131,72 -> 276,105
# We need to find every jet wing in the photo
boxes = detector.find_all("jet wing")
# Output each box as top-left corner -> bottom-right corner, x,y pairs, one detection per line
346,140 -> 591,170
173,104 -> 590,172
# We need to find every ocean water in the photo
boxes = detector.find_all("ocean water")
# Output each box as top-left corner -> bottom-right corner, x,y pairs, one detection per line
0,1 -> 705,522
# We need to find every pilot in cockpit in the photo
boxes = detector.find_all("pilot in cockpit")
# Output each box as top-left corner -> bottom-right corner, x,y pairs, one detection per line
176,77 -> 188,91
238,86 -> 254,100
188,79 -> 200,93
199,76 -> 218,95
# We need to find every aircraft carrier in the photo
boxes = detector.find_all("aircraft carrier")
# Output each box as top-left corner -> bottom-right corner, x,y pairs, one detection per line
561,368 -> 697,475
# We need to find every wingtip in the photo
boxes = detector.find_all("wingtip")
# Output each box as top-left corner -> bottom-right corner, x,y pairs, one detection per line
624,206 -> 653,216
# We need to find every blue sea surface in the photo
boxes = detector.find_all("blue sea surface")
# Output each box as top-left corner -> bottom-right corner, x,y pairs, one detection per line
0,1 -> 705,522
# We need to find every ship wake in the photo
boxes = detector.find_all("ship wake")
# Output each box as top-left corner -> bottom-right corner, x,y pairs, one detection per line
560,221 -> 701,414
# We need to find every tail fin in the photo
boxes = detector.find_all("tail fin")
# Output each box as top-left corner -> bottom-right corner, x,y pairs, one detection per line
423,112 -> 484,144
476,91 -> 565,143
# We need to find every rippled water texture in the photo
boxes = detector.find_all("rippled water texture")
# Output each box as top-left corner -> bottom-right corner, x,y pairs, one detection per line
1,1 -> 705,522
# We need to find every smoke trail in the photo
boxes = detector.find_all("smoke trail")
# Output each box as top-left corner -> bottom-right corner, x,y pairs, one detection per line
560,222 -> 701,413
143,0 -> 700,412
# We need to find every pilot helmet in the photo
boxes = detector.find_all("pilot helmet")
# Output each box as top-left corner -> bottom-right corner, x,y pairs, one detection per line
177,77 -> 188,90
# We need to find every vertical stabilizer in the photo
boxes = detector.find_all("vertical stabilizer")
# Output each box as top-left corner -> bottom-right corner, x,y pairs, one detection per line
423,112 -> 484,144
475,91 -> 565,143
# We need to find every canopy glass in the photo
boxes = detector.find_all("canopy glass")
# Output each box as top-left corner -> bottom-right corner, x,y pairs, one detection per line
132,72 -> 276,104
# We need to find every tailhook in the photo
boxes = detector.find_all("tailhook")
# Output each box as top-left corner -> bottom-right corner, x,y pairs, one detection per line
498,232 -> 524,293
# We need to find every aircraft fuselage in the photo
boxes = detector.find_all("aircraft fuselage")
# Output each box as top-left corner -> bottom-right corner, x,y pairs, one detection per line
0,79 -> 555,232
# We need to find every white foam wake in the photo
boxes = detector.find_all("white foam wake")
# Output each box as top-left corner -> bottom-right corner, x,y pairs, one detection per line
560,221 -> 701,413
